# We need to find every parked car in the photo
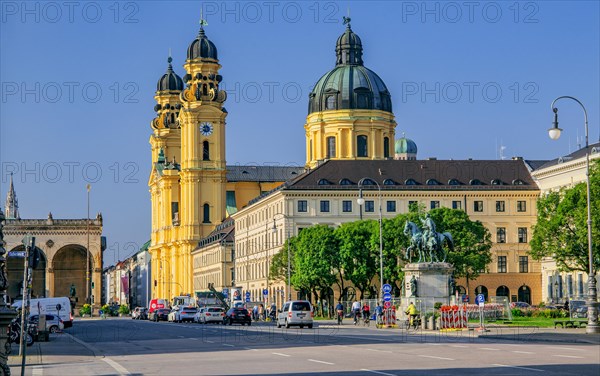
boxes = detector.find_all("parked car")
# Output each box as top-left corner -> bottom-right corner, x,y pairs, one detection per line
168,307 -> 197,323
510,302 -> 531,309
149,308 -> 171,322
200,307 -> 225,324
223,308 -> 251,326
194,308 -> 207,323
131,307 -> 148,320
29,314 -> 64,333
276,300 -> 313,329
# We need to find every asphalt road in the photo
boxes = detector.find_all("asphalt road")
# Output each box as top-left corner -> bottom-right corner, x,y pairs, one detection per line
10,318 -> 600,375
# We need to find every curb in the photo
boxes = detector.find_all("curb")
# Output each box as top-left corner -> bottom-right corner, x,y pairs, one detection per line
61,332 -> 103,357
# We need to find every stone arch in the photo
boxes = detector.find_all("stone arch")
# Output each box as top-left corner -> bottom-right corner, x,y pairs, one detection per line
7,245 -> 47,301
52,244 -> 93,305
496,285 -> 510,298
518,285 -> 531,305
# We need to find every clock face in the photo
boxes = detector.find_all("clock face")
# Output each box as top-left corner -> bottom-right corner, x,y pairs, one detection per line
199,122 -> 213,136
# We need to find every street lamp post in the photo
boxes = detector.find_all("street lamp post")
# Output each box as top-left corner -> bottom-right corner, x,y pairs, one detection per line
86,184 -> 91,307
356,178 -> 384,305
270,213 -> 290,302
549,96 -> 598,334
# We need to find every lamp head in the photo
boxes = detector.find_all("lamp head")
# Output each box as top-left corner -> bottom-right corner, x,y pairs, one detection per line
357,189 -> 365,206
271,219 -> 277,233
548,107 -> 562,140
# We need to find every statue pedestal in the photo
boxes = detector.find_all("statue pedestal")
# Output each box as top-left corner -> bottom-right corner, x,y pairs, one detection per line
403,262 -> 454,315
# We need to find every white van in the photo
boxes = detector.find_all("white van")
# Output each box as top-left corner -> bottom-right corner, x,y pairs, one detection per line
277,300 -> 314,329
12,297 -> 73,328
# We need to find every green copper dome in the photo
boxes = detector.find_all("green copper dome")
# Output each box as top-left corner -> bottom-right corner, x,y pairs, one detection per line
308,20 -> 392,115
157,57 -> 184,92
395,137 -> 418,154
187,26 -> 218,61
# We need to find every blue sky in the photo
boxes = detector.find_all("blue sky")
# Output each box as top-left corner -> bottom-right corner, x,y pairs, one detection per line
1,1 -> 599,266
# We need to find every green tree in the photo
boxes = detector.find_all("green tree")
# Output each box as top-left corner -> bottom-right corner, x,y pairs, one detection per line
269,237 -> 295,282
377,213 -> 412,292
531,160 -> 600,273
428,207 -> 493,295
335,220 -> 378,299
291,225 -> 338,303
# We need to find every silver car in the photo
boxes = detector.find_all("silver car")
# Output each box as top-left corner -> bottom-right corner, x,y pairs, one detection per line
277,300 -> 313,329
29,314 -> 64,333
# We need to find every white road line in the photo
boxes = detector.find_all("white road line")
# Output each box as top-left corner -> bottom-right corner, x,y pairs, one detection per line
450,345 -> 468,348
419,355 -> 455,361
361,369 -> 396,376
102,358 -> 131,375
204,340 -> 215,343
553,355 -> 584,359
480,347 -> 500,351
308,359 -> 335,365
177,336 -> 185,338
189,338 -> 199,340
272,352 -> 291,357
366,348 -> 393,353
244,347 -> 258,351
512,351 -> 535,354
32,366 -> 43,376
223,343 -> 235,347
554,347 -> 579,351
493,364 -> 544,372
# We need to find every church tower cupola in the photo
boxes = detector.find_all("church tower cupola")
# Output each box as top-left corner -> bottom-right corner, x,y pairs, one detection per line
5,172 -> 20,219
336,18 -> 363,66
157,56 -> 184,92
186,22 -> 218,62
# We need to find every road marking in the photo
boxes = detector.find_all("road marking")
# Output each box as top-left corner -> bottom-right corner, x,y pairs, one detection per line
512,351 -> 535,354
189,338 -> 199,340
492,364 -> 543,372
204,340 -> 214,343
308,359 -> 334,365
419,355 -> 454,361
272,352 -> 291,357
480,347 -> 500,351
450,345 -> 468,348
361,369 -> 396,376
32,366 -> 43,376
223,343 -> 235,347
366,348 -> 393,353
177,336 -> 185,338
102,358 -> 131,375
244,347 -> 258,351
553,355 -> 584,359
554,347 -> 579,351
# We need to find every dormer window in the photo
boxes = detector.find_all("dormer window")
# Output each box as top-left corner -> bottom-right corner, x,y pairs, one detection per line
326,95 -> 336,110
470,179 -> 483,185
405,179 -> 418,185
383,179 -> 396,186
426,179 -> 440,185
362,178 -> 377,186
491,179 -> 504,185
318,179 -> 332,185
339,178 -> 354,185
512,179 -> 526,185
448,179 -> 461,185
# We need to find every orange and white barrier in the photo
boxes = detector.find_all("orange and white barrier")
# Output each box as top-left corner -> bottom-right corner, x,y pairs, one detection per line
440,305 -> 467,329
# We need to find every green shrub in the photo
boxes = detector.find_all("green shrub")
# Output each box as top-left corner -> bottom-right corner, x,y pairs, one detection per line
101,304 -> 110,313
434,302 -> 443,310
118,304 -> 130,315
79,304 -> 91,316
511,308 -> 523,317
538,302 -> 546,308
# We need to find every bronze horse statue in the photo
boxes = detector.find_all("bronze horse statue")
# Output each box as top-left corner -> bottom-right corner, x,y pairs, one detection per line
403,221 -> 454,263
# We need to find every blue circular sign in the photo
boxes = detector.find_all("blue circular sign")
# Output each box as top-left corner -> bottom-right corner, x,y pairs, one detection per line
245,291 -> 251,298
245,297 -> 250,302
382,284 -> 392,294
383,293 -> 392,302
476,294 -> 485,304
263,289 -> 269,296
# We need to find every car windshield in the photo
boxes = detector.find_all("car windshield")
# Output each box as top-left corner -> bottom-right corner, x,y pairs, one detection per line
292,302 -> 311,311
208,308 -> 222,312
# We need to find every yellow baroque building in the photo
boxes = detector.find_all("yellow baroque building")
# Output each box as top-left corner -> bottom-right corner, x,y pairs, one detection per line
150,19 -> 545,306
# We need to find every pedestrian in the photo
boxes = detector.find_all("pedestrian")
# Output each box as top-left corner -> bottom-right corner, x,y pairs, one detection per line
253,304 -> 258,320
258,304 -> 264,321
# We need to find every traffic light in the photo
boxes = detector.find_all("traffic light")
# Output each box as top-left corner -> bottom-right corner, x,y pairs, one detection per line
29,247 -> 41,269
91,281 -> 95,289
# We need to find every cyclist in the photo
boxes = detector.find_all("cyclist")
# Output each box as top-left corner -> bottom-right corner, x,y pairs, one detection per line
375,304 -> 383,325
405,301 -> 418,328
335,301 -> 344,325
362,303 -> 371,325
351,301 -> 361,325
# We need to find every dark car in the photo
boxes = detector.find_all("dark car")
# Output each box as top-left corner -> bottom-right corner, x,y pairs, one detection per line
149,308 -> 171,322
223,308 -> 251,326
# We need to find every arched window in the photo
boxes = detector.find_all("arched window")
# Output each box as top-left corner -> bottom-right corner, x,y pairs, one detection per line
518,285 -> 531,304
203,203 -> 210,223
426,179 -> 440,185
326,95 -> 336,110
496,285 -> 510,297
318,179 -> 331,185
383,179 -> 396,186
475,285 -> 488,301
405,178 -> 418,185
470,179 -> 483,185
362,178 -> 377,186
326,136 -> 336,159
357,135 -> 368,157
383,137 -> 390,158
491,179 -> 504,185
202,141 -> 210,161
339,178 -> 353,185
448,179 -> 461,185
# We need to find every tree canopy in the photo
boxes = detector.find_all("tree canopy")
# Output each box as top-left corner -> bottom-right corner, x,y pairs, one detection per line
531,160 -> 600,273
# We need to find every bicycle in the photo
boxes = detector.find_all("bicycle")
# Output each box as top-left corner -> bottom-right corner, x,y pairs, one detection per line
353,310 -> 361,326
363,312 -> 371,327
336,310 -> 343,325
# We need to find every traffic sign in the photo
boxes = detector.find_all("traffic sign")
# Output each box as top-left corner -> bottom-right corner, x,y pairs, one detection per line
384,301 -> 391,309
263,289 -> 268,296
476,294 -> 485,306
245,291 -> 251,298
382,293 -> 392,302
245,297 -> 250,302
222,289 -> 229,299
382,284 -> 392,294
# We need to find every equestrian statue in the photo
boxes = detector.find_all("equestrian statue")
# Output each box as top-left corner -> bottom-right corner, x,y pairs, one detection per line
403,214 -> 454,263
